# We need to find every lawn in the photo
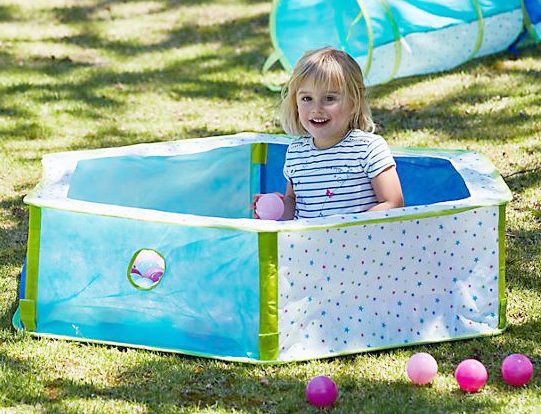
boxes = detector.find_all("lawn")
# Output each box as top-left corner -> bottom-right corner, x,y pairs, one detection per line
0,1 -> 540,413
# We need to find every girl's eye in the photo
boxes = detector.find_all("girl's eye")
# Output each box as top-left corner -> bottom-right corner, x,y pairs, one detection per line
301,96 -> 311,102
325,95 -> 337,102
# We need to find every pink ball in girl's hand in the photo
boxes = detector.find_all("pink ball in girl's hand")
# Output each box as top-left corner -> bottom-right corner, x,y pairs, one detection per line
407,352 -> 438,385
255,193 -> 284,220
305,376 -> 338,408
501,354 -> 534,387
455,359 -> 488,392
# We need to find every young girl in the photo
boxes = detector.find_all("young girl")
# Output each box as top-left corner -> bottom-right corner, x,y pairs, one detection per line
278,47 -> 404,220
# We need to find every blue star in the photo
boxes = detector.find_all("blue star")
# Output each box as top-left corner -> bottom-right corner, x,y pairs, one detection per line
368,234 -> 372,240
344,327 -> 350,333
417,281 -> 422,287
455,240 -> 460,245
358,306 -> 364,311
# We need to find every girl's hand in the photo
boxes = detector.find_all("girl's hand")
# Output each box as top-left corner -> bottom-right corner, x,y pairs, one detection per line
251,194 -> 263,218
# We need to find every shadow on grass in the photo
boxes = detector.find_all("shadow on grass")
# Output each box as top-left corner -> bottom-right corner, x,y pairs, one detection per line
0,193 -> 28,331
61,7 -> 269,57
0,4 -> 273,146
0,352 -> 509,413
504,165 -> 541,196
66,124 -> 243,151
52,0 -> 267,24
2,0 -> 539,149
370,44 -> 541,143
503,167 -> 541,294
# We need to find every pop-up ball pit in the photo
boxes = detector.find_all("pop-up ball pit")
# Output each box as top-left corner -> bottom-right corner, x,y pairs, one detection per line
13,133 -> 511,362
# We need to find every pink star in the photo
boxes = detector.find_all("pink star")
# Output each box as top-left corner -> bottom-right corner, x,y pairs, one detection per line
326,189 -> 334,198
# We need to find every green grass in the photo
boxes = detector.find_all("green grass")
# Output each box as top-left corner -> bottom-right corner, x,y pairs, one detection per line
1,1 -> 540,412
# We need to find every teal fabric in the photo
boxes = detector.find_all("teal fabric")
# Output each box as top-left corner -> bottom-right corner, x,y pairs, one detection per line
35,208 -> 261,358
68,145 -> 252,219
17,135 -> 512,361
271,0 -> 538,85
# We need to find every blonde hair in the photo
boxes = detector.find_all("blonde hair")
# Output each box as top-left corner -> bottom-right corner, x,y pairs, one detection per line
279,47 -> 374,135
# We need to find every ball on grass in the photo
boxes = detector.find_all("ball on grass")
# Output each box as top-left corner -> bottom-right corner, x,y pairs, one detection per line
455,359 -> 488,392
501,354 -> 533,387
305,376 -> 338,408
406,352 -> 438,385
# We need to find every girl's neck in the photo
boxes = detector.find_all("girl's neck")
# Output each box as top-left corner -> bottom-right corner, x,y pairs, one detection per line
312,129 -> 352,149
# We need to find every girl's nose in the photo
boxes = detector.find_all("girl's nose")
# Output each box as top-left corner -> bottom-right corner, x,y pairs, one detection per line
312,100 -> 324,112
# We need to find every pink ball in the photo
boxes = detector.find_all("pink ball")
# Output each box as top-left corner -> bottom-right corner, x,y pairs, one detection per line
255,193 -> 284,220
305,376 -> 338,408
407,352 -> 438,385
455,359 -> 488,392
501,354 -> 534,387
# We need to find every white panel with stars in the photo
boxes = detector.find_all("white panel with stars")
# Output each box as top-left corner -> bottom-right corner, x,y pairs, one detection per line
277,206 -> 501,361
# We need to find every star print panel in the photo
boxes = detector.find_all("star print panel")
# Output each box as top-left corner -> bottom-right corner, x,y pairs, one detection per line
277,206 -> 501,361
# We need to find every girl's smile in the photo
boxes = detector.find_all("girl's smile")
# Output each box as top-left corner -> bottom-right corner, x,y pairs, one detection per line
296,80 -> 353,148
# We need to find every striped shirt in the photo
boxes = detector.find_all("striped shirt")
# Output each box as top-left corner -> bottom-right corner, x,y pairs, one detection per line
283,129 -> 395,219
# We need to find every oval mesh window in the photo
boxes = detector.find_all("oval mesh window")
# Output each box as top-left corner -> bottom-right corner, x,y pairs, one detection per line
128,249 -> 166,290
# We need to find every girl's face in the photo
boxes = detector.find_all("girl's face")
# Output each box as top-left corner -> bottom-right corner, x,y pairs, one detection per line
295,79 -> 353,148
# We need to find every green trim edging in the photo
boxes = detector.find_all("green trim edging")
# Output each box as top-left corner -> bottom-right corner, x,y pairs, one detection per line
258,232 -> 279,361
262,50 -> 285,92
522,0 -> 541,41
268,0 -> 293,73
379,0 -> 402,83
251,143 -> 268,165
250,143 -> 268,212
468,0 -> 485,60
498,204 -> 507,329
354,0 -> 374,77
126,249 -> 167,291
21,205 -> 41,331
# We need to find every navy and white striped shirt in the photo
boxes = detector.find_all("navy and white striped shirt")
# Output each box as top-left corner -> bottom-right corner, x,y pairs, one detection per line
283,129 -> 395,219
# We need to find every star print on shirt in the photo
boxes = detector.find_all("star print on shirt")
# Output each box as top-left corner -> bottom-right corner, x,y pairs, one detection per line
326,189 -> 334,198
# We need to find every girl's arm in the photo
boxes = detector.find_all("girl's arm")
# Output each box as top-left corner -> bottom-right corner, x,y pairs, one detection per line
369,165 -> 404,211
281,181 -> 296,220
